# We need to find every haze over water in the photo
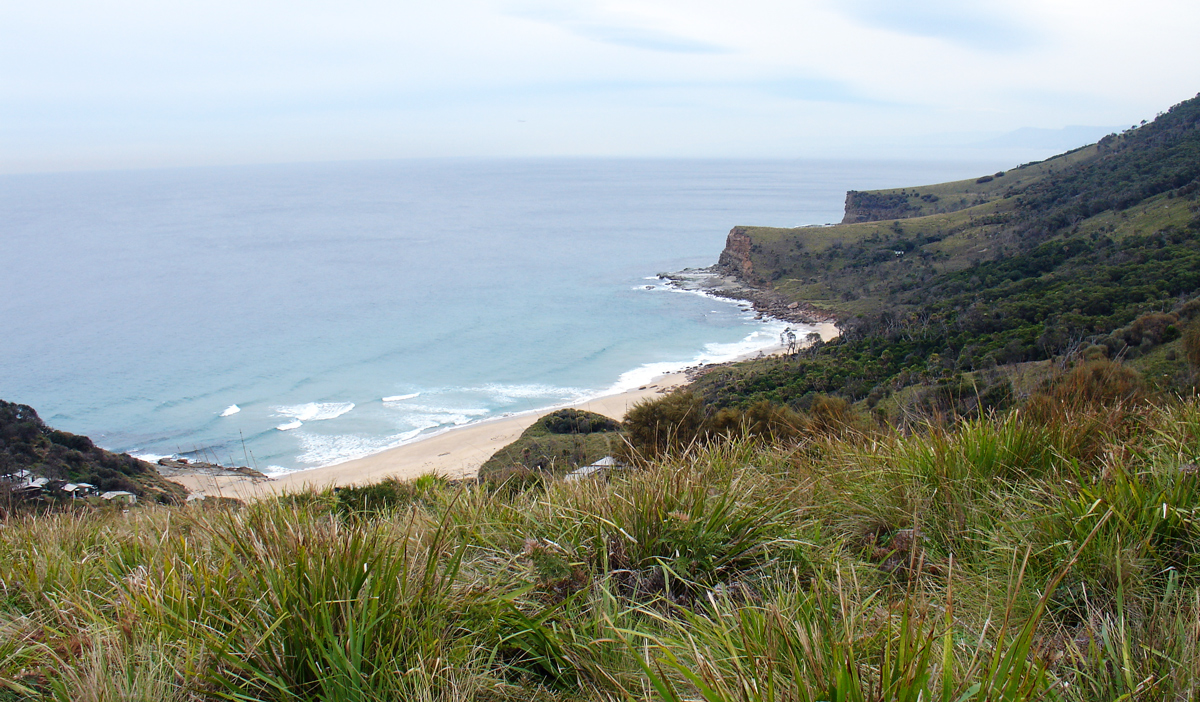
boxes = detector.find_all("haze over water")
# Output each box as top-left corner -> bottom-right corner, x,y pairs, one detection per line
1,158 -> 1000,473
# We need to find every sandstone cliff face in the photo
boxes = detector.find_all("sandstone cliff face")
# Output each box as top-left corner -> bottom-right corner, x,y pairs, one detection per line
716,227 -> 755,281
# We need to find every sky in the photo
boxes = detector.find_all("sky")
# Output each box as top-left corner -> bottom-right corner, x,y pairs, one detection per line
2,0 -> 1199,173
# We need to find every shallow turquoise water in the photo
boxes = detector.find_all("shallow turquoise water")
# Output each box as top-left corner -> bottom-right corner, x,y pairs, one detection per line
0,158 -> 1001,473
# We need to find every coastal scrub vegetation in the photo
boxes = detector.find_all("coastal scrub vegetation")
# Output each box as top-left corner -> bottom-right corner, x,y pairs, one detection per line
696,94 -> 1200,422
0,401 -> 187,509
479,409 -> 623,480
3,391 -> 1200,699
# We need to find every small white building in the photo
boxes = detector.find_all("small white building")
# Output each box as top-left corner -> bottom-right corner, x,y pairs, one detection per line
564,456 -> 624,482
0,469 -> 31,483
100,491 -> 137,505
61,482 -> 97,498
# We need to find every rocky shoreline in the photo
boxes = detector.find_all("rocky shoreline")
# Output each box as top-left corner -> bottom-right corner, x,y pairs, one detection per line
658,266 -> 839,327
155,457 -> 270,480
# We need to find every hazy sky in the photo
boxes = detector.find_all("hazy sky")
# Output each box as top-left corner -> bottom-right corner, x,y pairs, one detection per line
3,0 -> 1199,172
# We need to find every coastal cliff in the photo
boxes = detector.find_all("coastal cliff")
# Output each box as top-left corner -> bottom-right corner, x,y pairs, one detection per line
715,226 -> 756,282
696,92 -> 1200,412
712,97 -> 1198,321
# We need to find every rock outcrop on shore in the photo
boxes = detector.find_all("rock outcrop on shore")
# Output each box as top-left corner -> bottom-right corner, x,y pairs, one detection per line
155,458 -> 268,479
665,260 -> 838,327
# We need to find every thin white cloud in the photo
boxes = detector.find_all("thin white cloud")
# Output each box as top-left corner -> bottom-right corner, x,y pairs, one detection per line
1,0 -> 1199,172
832,0 -> 1039,51
506,4 -> 730,54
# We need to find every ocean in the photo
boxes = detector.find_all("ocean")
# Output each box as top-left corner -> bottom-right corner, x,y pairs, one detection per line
0,158 -> 1002,474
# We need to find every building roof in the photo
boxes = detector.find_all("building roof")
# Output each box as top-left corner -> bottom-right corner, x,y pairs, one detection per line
101,491 -> 136,500
564,457 -> 626,481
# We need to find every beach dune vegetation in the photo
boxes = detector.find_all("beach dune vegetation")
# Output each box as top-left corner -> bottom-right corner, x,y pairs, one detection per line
479,409 -> 624,481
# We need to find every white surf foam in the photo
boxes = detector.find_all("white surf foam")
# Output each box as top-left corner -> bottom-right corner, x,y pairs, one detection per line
697,325 -> 791,364
599,320 -> 801,396
395,411 -> 488,432
288,421 -> 456,468
382,392 -> 420,402
274,401 -> 355,422
397,426 -> 428,442
129,451 -> 176,464
476,383 -> 588,404
398,404 -> 489,416
220,404 -> 241,417
276,420 -> 303,431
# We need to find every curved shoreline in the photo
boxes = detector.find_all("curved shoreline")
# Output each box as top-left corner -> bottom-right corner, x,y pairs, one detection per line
169,372 -> 689,501
169,290 -> 840,501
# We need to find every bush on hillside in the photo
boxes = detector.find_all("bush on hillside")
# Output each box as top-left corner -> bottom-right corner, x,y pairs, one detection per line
622,391 -> 705,460
808,395 -> 856,435
1026,359 -> 1147,425
541,409 -> 620,435
623,391 -> 861,459
333,474 -> 449,516
1185,317 -> 1200,371
707,400 -> 808,443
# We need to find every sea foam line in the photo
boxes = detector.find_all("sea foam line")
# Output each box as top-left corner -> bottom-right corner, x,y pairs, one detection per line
274,401 -> 355,422
273,274 -> 815,472
382,393 -> 420,402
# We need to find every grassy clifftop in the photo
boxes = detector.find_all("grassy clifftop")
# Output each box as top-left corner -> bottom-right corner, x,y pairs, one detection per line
720,94 -> 1200,322
701,93 -> 1200,415
842,144 -> 1101,223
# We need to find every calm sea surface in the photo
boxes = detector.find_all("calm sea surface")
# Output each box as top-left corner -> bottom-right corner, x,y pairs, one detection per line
0,158 -> 1002,473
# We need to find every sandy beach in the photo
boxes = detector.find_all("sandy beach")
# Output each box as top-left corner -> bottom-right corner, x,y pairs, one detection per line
171,320 -> 839,502
171,373 -> 688,501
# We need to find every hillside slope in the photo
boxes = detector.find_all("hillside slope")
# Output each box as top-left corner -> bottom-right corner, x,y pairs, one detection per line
0,400 -> 187,505
699,94 -> 1200,413
720,95 -> 1200,320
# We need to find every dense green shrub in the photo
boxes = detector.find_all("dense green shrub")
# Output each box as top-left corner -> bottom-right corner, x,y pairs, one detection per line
333,474 -> 448,516
706,400 -> 808,443
541,409 -> 619,435
1031,359 -> 1146,412
622,391 -> 705,459
1184,316 -> 1200,370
